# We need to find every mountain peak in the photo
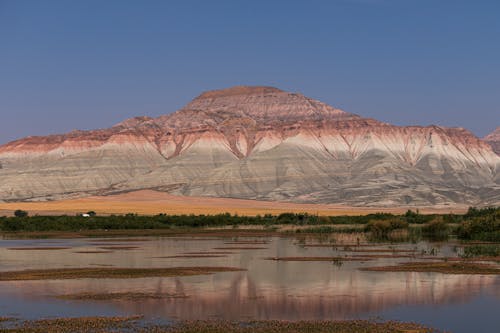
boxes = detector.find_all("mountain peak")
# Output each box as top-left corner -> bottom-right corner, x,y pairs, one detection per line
484,127 -> 500,155
484,127 -> 500,140
0,86 -> 498,206
195,86 -> 284,100
174,85 -> 354,126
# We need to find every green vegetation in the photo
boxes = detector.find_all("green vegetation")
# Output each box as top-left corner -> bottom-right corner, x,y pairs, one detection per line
404,209 -> 431,224
0,212 -> 419,232
1,207 -> 498,243
294,226 -> 362,234
421,217 -> 449,241
365,218 -> 408,241
362,261 -> 500,275
457,207 -> 500,241
462,244 -> 500,258
13,209 -> 28,218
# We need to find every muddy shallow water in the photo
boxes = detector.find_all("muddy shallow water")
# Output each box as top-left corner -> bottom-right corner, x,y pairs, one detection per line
0,235 -> 498,332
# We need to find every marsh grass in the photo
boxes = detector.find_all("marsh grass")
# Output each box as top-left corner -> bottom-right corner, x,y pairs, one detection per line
98,246 -> 139,250
183,251 -> 234,255
421,218 -> 450,241
264,256 -> 373,262
462,244 -> 500,258
0,316 -> 142,333
213,247 -> 267,250
362,262 -> 500,274
73,250 -> 113,254
155,320 -> 439,333
56,292 -> 189,301
92,238 -> 151,242
0,317 -> 440,333
0,267 -> 244,281
223,241 -> 269,245
152,255 -> 228,259
338,248 -> 417,253
7,247 -> 70,251
295,226 -> 363,234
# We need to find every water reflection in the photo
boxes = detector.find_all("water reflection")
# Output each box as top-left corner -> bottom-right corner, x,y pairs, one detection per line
0,236 -> 498,322
4,270 -> 498,320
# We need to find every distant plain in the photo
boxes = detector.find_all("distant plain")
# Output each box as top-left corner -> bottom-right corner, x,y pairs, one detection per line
0,190 -> 468,216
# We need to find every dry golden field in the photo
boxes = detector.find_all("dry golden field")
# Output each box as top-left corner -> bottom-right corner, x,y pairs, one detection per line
0,190 -> 468,216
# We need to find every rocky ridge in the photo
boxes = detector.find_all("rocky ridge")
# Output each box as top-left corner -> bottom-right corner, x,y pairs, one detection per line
0,86 -> 499,206
484,127 -> 500,155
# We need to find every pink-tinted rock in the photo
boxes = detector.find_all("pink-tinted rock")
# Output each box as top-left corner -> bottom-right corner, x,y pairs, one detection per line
484,127 -> 500,155
0,86 -> 498,206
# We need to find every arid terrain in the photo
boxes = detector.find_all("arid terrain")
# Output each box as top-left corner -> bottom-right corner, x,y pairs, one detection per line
0,190 -> 469,216
1,86 -> 498,207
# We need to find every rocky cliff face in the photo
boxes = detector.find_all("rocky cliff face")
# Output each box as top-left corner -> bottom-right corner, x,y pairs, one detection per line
484,127 -> 500,155
0,86 -> 499,206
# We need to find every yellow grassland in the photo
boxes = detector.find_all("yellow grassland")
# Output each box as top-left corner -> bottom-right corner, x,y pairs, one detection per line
0,190 -> 468,217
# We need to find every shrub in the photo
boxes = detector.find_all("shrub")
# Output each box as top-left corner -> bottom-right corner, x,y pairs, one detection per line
404,209 -> 432,224
457,208 -> 500,242
421,217 -> 449,240
462,245 -> 500,258
276,213 -> 319,225
365,218 -> 408,240
14,210 -> 28,218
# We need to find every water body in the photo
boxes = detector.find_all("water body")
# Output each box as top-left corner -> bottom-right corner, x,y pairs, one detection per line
0,236 -> 498,332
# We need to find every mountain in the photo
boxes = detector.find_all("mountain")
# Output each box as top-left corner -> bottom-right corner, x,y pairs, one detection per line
0,86 -> 499,206
484,127 -> 500,155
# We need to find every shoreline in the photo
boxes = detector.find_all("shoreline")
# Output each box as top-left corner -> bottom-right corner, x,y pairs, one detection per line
0,316 -> 440,333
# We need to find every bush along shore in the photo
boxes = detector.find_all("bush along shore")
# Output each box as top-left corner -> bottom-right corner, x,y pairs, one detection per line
0,207 -> 498,242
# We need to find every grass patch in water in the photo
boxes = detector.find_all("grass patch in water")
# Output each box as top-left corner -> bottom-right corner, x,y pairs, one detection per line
7,247 -> 69,251
97,246 -> 139,250
265,256 -> 373,262
295,226 -> 363,234
213,247 -> 267,250
223,241 -> 269,245
300,243 -> 376,248
56,292 -> 189,301
339,248 -> 417,253
0,267 -> 245,281
362,261 -> 500,274
183,251 -> 234,255
73,250 -> 113,254
462,244 -> 500,258
350,254 -> 415,259
91,238 -> 151,242
152,255 -> 228,259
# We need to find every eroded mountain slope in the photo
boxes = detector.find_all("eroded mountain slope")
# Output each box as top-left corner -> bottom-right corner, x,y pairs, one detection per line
484,127 -> 500,155
0,86 -> 498,206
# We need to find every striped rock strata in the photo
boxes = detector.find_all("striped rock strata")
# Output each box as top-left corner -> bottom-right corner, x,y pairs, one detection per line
0,86 -> 499,206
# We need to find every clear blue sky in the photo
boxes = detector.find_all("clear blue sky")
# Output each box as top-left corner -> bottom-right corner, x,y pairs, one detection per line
1,0 -> 499,144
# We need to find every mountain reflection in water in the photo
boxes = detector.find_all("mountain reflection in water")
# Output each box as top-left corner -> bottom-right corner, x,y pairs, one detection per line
1,235 -> 498,321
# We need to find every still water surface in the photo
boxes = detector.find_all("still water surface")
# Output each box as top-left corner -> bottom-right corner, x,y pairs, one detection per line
0,235 -> 498,332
